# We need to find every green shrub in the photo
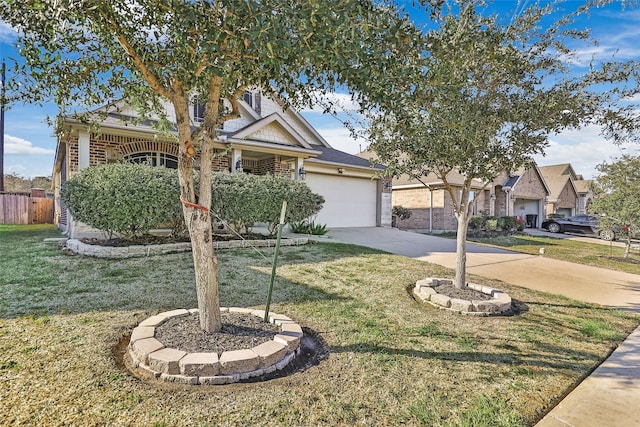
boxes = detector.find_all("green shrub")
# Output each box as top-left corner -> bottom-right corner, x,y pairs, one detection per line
468,215 -> 486,231
486,219 -> 498,231
211,172 -> 324,235
392,206 -> 412,220
289,221 -> 310,234
288,221 -> 329,235
498,216 -> 517,231
307,222 -> 328,235
61,163 -> 182,239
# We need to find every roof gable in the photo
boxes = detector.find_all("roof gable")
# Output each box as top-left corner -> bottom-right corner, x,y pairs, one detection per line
229,113 -> 313,149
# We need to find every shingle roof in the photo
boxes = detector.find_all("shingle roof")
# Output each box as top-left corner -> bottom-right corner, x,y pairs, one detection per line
502,175 -> 520,189
574,179 -> 592,194
310,146 -> 384,170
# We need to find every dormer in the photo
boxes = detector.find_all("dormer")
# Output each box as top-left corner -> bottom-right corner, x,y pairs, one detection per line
242,91 -> 262,115
193,96 -> 205,123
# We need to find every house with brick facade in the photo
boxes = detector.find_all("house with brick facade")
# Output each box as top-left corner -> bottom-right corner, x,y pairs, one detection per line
53,91 -> 392,238
367,158 -> 549,232
538,163 -> 586,218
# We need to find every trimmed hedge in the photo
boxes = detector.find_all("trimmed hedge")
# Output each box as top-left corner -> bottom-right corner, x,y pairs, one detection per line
61,163 -> 183,238
211,172 -> 324,235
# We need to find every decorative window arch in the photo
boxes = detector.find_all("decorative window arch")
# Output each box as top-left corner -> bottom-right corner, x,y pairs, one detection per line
124,151 -> 178,169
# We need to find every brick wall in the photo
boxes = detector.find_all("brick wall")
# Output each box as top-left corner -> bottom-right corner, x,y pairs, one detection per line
394,188 -> 458,231
557,184 -> 577,209
392,187 -> 445,209
513,168 -> 547,199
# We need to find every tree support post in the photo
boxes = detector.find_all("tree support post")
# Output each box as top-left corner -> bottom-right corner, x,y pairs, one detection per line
264,200 -> 287,322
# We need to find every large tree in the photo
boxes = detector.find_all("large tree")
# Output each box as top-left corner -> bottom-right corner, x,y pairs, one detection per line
591,155 -> 640,258
1,0 -> 422,331
365,1 -> 640,288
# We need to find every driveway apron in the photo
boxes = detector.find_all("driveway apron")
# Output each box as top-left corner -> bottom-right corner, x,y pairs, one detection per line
315,227 -> 640,427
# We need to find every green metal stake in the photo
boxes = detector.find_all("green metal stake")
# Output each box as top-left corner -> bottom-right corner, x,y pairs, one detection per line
264,200 -> 287,322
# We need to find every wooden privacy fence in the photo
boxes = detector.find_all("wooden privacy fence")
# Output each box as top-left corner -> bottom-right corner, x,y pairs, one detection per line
0,194 -> 54,224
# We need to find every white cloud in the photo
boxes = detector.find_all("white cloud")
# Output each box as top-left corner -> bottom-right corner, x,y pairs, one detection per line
5,134 -> 55,155
533,125 -> 631,179
314,126 -> 369,154
0,20 -> 17,43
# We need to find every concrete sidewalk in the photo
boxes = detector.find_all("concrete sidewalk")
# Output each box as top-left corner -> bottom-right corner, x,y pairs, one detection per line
311,227 -> 640,426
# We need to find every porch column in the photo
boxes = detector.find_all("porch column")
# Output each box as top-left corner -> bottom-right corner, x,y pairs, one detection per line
78,130 -> 90,170
294,157 -> 305,180
489,193 -> 496,216
231,149 -> 243,172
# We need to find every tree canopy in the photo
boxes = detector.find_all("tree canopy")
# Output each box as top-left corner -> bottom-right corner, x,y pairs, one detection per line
1,0 -> 424,331
363,0 -> 640,288
591,155 -> 640,258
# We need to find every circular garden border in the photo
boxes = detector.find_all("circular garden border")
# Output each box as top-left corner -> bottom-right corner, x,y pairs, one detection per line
413,278 -> 512,316
127,307 -> 303,385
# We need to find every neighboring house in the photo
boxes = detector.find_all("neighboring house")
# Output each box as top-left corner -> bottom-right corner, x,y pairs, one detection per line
390,171 -> 487,232
53,91 -> 391,238
357,151 -> 549,232
489,166 -> 550,228
573,179 -> 594,215
539,164 -> 580,218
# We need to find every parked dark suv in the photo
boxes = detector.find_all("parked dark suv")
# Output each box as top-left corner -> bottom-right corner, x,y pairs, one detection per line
541,215 -> 616,240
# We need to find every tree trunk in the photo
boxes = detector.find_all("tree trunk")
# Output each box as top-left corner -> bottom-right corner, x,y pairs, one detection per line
453,211 -> 469,289
174,96 -> 221,333
448,180 -> 474,290
624,234 -> 631,259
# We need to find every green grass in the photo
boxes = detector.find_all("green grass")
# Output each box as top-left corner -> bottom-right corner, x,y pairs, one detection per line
0,225 -> 638,426
466,234 -> 640,275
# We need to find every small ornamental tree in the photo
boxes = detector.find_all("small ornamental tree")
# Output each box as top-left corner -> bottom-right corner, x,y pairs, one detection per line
210,172 -> 324,235
365,1 -> 640,289
590,155 -> 640,258
61,163 -> 182,239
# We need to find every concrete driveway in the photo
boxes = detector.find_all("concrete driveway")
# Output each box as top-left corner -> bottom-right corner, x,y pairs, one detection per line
320,227 -> 640,313
312,226 -> 640,426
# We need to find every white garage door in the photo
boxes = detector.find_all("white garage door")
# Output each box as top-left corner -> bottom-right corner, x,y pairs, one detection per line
305,173 -> 377,227
514,199 -> 542,227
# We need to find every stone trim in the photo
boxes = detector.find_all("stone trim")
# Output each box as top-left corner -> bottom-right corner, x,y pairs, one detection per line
128,308 -> 302,385
413,278 -> 512,316
64,237 -> 309,258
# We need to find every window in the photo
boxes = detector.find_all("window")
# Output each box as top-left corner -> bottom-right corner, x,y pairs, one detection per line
193,97 -> 205,122
124,152 -> 178,169
242,91 -> 261,115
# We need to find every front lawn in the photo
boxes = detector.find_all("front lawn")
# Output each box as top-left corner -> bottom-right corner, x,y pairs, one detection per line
467,233 -> 640,275
1,225 -> 638,426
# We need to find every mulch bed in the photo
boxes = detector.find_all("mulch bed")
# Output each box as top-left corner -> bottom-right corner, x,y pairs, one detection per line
81,232 -> 272,247
433,283 -> 492,301
154,312 -> 280,354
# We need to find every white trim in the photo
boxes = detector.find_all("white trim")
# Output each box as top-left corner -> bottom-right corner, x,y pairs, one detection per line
78,130 -> 90,170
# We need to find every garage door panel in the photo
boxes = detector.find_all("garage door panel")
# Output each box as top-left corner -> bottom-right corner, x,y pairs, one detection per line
305,173 -> 377,227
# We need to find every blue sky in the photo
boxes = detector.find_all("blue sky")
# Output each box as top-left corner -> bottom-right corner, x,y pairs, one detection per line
1,1 -> 639,180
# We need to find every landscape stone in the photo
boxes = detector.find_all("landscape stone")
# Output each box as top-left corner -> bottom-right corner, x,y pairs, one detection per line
130,337 -> 164,365
450,298 -> 474,312
430,293 -> 452,308
179,352 -> 220,377
252,340 -> 288,368
139,315 -> 169,327
280,323 -> 303,337
160,373 -> 198,385
219,349 -> 260,374
274,333 -> 301,351
130,326 -> 155,344
199,374 -> 240,385
148,347 -> 188,375
158,309 -> 190,319
228,307 -> 255,314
